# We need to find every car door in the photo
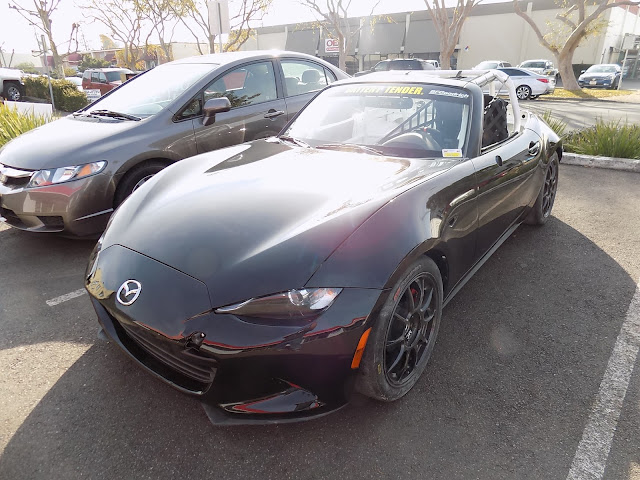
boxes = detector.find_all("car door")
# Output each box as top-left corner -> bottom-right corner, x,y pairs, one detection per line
471,121 -> 542,257
279,58 -> 337,121
192,60 -> 288,154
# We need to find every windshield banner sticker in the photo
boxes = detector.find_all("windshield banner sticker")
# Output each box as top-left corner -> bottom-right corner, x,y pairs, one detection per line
442,149 -> 463,158
429,89 -> 470,99
344,86 -> 425,95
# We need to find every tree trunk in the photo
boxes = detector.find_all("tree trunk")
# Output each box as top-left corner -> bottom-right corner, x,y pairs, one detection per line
439,39 -> 454,70
208,34 -> 217,54
557,43 -> 581,90
338,32 -> 346,71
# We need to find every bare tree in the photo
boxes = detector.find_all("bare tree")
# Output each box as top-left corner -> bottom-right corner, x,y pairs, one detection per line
514,0 -> 640,90
84,0 -> 146,70
423,0 -> 482,70
172,0 -> 271,55
299,0 -> 380,71
141,0 -> 184,61
8,0 -> 79,75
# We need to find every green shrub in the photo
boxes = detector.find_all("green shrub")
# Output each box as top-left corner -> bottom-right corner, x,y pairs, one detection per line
0,104 -> 52,148
541,110 -> 567,138
564,120 -> 640,159
23,76 -> 89,112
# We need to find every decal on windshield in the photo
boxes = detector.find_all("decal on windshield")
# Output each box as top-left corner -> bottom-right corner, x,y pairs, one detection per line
429,89 -> 470,99
442,149 -> 463,158
344,86 -> 425,95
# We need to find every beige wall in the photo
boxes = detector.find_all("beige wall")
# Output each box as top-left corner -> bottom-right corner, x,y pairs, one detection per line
456,5 -> 605,68
170,42 -> 207,60
255,32 -> 287,50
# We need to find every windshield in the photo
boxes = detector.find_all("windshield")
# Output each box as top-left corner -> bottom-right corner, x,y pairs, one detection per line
521,61 -> 545,69
284,83 -> 471,158
388,60 -> 421,70
587,65 -> 618,73
86,63 -> 215,118
105,71 -> 129,82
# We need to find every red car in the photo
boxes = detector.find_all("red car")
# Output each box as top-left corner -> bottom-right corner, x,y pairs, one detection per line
81,68 -> 133,97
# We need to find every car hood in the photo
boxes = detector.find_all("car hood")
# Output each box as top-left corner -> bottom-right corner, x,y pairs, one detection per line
0,116 -> 141,170
100,139 -> 455,307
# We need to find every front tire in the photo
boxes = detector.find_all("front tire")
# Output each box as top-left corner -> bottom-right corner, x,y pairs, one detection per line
516,85 -> 532,100
356,257 -> 443,402
3,82 -> 24,102
525,152 -> 559,225
114,160 -> 168,207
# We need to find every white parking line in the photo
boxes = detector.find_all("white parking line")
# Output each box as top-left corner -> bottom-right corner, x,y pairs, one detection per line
45,288 -> 87,307
567,278 -> 640,480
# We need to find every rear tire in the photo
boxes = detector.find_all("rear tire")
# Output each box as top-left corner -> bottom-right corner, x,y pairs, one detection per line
516,85 -> 532,100
114,161 -> 168,207
525,152 -> 559,226
356,257 -> 443,402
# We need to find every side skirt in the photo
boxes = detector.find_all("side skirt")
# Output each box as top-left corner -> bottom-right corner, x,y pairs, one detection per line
443,221 -> 521,308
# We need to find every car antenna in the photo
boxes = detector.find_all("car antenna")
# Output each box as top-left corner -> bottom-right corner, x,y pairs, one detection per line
455,70 -> 463,78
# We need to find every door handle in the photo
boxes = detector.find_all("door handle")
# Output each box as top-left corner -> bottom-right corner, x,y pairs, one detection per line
528,141 -> 541,156
495,155 -> 503,166
264,109 -> 285,119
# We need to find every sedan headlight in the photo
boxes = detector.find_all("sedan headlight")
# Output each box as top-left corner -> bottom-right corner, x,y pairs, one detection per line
27,161 -> 106,188
215,288 -> 342,320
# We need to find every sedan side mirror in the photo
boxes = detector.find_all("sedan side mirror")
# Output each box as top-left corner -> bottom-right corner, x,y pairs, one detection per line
581,70 -> 586,74
203,97 -> 231,126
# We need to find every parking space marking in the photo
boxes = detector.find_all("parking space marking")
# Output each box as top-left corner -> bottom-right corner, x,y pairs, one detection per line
567,279 -> 640,480
45,288 -> 87,307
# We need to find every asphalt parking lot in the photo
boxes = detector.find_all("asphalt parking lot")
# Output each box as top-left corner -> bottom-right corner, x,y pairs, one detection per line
1,164 -> 639,480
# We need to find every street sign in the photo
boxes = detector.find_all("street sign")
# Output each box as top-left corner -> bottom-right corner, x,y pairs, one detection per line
324,38 -> 341,54
208,0 -> 230,36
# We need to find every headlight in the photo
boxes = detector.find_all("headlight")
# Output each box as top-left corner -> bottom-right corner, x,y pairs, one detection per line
27,161 -> 106,188
215,288 -> 342,320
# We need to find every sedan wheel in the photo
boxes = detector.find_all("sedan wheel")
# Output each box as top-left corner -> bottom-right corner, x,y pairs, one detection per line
114,161 -> 168,206
516,85 -> 532,100
356,257 -> 443,401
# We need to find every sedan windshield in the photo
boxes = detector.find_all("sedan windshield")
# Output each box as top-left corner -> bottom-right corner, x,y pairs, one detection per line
85,63 -> 215,118
284,83 -> 471,158
586,65 -> 618,73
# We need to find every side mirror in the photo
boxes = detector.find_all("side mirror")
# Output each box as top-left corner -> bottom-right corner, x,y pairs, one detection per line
203,97 -> 231,126
580,70 -> 586,74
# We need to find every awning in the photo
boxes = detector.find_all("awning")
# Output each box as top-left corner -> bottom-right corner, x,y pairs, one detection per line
405,20 -> 440,54
358,22 -> 405,55
285,29 -> 319,55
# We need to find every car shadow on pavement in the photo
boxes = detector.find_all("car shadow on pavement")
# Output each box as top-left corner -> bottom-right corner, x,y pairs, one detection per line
1,217 -> 637,480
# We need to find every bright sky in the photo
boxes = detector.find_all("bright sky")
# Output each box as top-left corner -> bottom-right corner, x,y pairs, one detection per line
0,0 -> 502,57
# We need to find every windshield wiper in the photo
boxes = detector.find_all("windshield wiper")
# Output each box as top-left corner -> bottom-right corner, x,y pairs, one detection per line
83,109 -> 141,121
278,135 -> 310,148
315,143 -> 384,156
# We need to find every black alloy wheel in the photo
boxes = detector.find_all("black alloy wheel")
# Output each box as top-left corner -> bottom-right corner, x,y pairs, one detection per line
525,152 -> 559,225
384,273 -> 438,387
542,154 -> 558,218
356,257 -> 443,401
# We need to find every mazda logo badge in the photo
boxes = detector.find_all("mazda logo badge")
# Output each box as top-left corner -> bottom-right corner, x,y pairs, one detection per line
117,280 -> 142,306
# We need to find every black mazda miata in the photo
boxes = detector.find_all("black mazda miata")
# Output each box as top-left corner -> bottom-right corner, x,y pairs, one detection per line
86,70 -> 561,424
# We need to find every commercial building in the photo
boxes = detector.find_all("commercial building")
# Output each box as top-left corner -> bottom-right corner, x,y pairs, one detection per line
238,0 -> 640,78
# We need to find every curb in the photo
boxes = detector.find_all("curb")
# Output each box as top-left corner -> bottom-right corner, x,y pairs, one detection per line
562,153 -> 640,173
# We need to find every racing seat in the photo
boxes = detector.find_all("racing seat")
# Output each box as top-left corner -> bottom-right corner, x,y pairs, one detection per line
482,95 -> 509,148
300,69 -> 323,93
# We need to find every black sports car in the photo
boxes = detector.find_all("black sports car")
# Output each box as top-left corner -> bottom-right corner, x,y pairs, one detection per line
86,70 -> 561,424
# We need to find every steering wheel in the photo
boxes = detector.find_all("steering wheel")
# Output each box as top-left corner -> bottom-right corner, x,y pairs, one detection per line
380,131 -> 442,152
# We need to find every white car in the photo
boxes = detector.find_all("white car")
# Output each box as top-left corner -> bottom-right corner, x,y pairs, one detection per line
473,60 -> 512,69
517,59 -> 559,80
497,67 -> 555,100
64,76 -> 83,91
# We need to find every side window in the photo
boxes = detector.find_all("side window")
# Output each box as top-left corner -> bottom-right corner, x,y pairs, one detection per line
99,73 -> 107,83
373,62 -> 388,72
83,71 -> 91,81
203,61 -> 277,108
324,67 -> 337,84
177,97 -> 202,120
281,60 -> 328,97
91,72 -> 100,83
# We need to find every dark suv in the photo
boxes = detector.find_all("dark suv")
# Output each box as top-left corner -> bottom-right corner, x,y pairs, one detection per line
354,58 -> 437,77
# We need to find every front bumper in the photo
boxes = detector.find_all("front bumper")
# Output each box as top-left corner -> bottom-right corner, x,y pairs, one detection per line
87,244 -> 383,424
0,169 -> 113,236
578,77 -> 615,88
